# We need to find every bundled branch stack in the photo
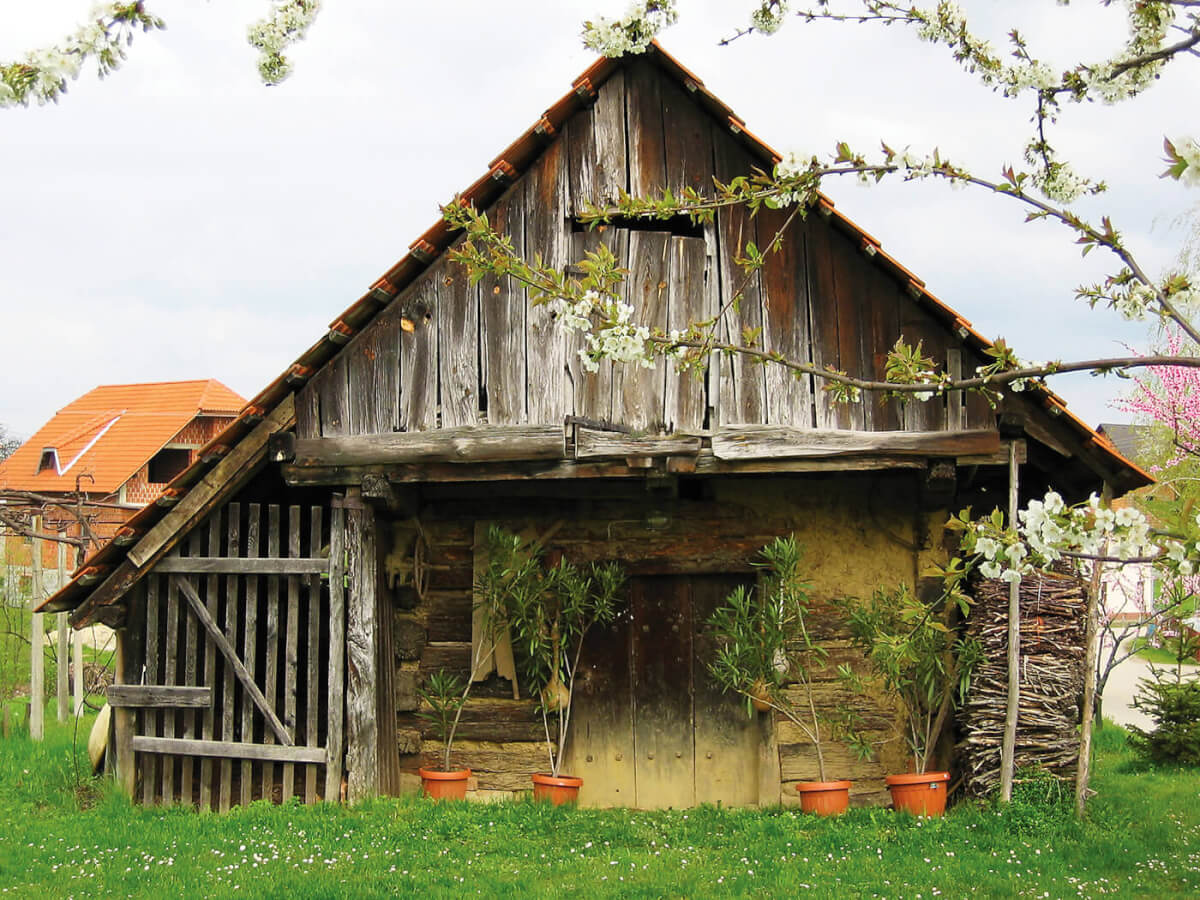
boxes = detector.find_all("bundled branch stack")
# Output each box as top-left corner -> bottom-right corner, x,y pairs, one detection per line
957,568 -> 1087,795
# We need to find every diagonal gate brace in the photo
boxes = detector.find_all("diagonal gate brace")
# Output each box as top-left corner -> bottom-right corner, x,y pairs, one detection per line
174,576 -> 293,746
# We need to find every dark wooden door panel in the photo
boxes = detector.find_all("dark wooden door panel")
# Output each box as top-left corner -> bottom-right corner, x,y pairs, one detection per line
563,606 -> 636,806
632,576 -> 695,809
692,575 -> 761,807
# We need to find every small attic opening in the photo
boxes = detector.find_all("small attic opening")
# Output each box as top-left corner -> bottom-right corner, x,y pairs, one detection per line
37,448 -> 59,474
571,215 -> 704,239
148,447 -> 191,484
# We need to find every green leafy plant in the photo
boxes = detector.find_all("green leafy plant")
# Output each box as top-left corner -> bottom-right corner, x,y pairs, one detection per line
836,584 -> 982,775
478,526 -> 625,778
416,669 -> 470,773
706,535 -> 861,783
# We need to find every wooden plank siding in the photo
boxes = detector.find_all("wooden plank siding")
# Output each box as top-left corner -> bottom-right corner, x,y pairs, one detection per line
291,58 -> 996,452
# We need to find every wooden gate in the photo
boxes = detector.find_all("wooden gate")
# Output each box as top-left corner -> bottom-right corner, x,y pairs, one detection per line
111,502 -> 346,810
564,574 -> 762,809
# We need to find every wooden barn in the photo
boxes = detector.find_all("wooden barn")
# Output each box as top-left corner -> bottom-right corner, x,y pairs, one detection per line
42,43 -> 1148,811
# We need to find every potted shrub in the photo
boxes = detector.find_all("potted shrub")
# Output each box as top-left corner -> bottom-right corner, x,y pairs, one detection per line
479,526 -> 625,804
706,535 -> 861,815
415,617 -> 505,799
416,669 -> 473,800
836,583 -> 981,816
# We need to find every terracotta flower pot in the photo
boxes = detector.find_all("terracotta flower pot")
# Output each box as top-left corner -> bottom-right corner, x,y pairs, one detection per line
886,771 -> 950,816
794,780 -> 852,815
531,772 -> 583,805
419,767 -> 471,801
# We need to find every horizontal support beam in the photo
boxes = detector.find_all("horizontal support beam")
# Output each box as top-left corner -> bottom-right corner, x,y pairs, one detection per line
711,427 -> 1000,461
575,428 -> 702,461
282,451 -> 928,486
130,736 -> 326,764
155,557 -> 327,575
958,440 -> 1026,467
107,685 -> 212,708
293,425 -> 565,467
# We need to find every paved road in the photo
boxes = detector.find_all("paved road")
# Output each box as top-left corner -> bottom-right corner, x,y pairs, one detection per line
1102,645 -> 1199,731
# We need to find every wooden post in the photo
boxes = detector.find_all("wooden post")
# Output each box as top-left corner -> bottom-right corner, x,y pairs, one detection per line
73,626 -> 85,717
30,517 -> 44,741
999,441 -> 1021,802
1076,483 -> 1112,817
344,490 -> 378,803
113,631 -> 135,795
56,542 -> 69,723
326,505 -> 346,803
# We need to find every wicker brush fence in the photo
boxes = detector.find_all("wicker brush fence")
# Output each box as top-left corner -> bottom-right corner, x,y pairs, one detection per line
957,568 -> 1087,796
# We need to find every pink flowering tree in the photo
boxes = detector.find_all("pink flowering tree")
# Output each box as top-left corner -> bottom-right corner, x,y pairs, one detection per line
1118,326 -> 1200,474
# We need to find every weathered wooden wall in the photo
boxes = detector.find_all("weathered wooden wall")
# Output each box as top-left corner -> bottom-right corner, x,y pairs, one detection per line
124,501 -> 342,810
391,473 -> 924,808
297,58 -> 994,443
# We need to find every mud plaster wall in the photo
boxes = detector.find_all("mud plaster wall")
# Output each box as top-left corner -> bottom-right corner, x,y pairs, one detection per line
388,471 -> 948,807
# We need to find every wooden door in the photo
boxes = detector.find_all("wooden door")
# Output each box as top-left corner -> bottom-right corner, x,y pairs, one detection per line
632,577 -> 695,808
117,502 -> 345,810
565,573 -> 760,809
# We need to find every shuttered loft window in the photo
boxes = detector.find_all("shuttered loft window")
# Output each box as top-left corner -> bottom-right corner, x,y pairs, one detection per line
571,214 -> 704,239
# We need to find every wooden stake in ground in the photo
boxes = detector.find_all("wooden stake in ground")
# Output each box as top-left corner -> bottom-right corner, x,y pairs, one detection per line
999,441 -> 1021,802
1076,483 -> 1111,817
73,626 -> 85,717
30,517 -> 44,741
56,542 -> 68,723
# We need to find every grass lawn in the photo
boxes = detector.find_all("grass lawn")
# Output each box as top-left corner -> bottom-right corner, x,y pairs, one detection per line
1129,636 -> 1198,667
0,718 -> 1197,898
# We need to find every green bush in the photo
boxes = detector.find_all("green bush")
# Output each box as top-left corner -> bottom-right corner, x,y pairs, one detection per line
1128,668 -> 1200,766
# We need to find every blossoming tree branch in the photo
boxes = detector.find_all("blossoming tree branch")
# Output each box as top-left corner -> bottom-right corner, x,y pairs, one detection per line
0,0 -> 320,107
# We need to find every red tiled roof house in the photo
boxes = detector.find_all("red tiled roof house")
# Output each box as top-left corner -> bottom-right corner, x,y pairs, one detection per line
0,380 -> 244,570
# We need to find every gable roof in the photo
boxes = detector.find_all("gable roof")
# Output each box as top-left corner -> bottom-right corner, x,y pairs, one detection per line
45,42 -> 1150,625
0,380 -> 245,495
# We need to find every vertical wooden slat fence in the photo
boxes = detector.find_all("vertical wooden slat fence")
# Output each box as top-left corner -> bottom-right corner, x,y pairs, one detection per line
120,501 -> 343,809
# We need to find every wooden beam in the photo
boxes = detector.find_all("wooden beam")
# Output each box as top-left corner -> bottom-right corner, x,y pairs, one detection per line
107,685 -> 213,708
131,736 -> 326,764
958,440 -> 1026,467
326,505 -> 346,803
68,396 -> 296,626
154,557 -> 327,575
1000,440 -> 1021,803
292,424 -> 565,467
113,628 -> 136,796
693,452 -> 926,476
282,452 -> 931,486
30,517 -> 44,741
712,426 -> 1000,461
174,576 -> 293,746
344,493 -> 378,803
575,429 -> 702,461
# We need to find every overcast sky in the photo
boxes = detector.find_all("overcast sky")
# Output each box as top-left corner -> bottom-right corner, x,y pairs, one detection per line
1,1 -> 1194,439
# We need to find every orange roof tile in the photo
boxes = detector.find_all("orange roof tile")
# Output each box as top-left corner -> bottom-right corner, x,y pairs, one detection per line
0,380 -> 245,495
